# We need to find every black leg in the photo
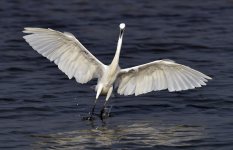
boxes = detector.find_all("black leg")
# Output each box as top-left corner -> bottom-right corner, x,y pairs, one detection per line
100,107 -> 105,120
90,101 -> 97,116
100,101 -> 108,120
82,99 -> 97,121
89,99 -> 98,119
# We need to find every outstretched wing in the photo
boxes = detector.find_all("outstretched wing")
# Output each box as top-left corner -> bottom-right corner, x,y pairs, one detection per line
116,60 -> 212,96
23,28 -> 106,84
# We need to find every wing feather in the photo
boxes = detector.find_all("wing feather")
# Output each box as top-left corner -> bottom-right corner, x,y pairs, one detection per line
116,60 -> 212,96
173,69 -> 186,90
23,27 -> 106,83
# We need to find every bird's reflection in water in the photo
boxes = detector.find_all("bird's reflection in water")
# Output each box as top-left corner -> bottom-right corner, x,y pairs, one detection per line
31,121 -> 205,149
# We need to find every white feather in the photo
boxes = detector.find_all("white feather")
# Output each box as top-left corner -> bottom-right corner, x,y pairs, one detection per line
116,60 -> 212,96
23,27 -> 106,83
23,24 -> 212,103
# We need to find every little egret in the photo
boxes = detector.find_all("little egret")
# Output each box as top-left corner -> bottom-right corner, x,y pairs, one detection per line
23,23 -> 212,120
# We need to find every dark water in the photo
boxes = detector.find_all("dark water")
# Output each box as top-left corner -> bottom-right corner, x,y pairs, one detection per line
0,0 -> 233,149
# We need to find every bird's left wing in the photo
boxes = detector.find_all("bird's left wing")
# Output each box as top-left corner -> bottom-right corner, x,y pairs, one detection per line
116,60 -> 212,96
23,28 -> 106,84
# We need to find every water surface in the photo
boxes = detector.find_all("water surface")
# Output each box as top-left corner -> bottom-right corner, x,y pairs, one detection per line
0,0 -> 233,149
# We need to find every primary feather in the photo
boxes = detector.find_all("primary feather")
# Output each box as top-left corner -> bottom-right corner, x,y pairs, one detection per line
23,28 -> 106,84
116,60 -> 212,96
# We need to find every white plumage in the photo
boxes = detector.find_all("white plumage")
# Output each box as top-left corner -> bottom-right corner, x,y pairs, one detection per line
23,28 -> 106,84
23,23 -> 211,118
116,60 -> 211,96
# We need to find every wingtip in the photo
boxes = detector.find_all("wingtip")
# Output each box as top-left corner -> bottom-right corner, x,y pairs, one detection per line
22,27 -> 33,33
22,27 -> 50,33
206,75 -> 212,80
22,27 -> 27,33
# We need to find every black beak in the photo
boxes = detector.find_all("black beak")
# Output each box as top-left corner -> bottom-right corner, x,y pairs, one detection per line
120,28 -> 124,38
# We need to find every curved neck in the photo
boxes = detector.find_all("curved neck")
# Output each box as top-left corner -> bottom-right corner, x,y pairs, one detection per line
110,29 -> 124,69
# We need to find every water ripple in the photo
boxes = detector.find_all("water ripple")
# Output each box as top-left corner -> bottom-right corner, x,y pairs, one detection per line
0,0 -> 232,149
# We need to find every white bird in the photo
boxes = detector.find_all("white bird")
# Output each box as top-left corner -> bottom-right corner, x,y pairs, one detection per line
23,23 -> 212,120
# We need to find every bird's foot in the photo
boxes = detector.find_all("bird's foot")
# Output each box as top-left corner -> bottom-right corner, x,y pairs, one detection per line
100,107 -> 111,120
82,111 -> 97,121
82,115 -> 95,121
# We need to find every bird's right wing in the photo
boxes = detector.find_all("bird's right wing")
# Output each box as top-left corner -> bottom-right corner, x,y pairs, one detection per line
23,28 -> 106,84
116,60 -> 212,96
